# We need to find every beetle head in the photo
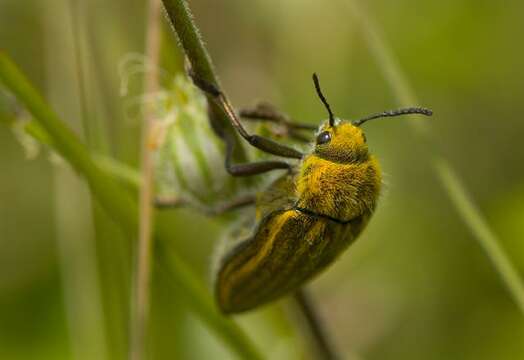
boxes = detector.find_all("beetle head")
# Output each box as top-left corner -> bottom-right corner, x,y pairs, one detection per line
312,73 -> 432,163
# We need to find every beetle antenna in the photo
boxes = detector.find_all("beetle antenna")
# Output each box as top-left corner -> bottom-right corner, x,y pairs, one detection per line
352,107 -> 433,126
312,73 -> 335,127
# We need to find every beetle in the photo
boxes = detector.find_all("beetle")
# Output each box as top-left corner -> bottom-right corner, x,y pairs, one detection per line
179,73 -> 431,313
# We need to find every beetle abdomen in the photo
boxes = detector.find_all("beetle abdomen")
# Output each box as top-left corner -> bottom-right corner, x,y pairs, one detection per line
215,209 -> 365,313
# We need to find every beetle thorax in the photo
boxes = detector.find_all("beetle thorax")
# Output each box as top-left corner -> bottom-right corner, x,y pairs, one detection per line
295,154 -> 381,222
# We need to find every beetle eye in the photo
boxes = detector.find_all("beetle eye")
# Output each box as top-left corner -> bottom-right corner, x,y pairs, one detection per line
316,131 -> 331,145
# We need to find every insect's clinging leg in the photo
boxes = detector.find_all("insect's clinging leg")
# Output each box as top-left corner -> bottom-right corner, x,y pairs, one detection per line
243,120 -> 312,143
223,133 -> 292,177
155,194 -> 255,215
189,73 -> 304,159
239,102 -> 316,143
226,160 -> 290,177
239,102 -> 317,131
205,195 -> 256,216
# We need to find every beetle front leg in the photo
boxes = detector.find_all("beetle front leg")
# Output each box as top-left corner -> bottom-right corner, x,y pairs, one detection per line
223,133 -> 292,177
189,72 -> 304,159
226,160 -> 291,177
205,195 -> 256,216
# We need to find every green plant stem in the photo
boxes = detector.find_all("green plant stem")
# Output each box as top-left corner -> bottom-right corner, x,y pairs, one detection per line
94,154 -> 142,189
160,0 -> 247,161
293,290 -> 338,360
68,0 -> 90,143
435,159 -> 524,313
0,53 -> 137,230
68,0 -> 109,152
1,109 -> 141,188
130,0 -> 162,359
0,53 -> 263,360
347,0 -> 524,314
0,108 -> 140,187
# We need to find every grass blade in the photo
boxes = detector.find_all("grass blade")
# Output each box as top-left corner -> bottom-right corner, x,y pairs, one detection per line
130,0 -> 162,359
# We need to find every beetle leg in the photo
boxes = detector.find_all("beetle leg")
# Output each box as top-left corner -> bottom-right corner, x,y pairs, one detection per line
154,194 -> 255,215
226,160 -> 290,176
239,102 -> 315,143
239,101 -> 317,130
189,73 -> 303,159
205,195 -> 256,215
223,133 -> 292,176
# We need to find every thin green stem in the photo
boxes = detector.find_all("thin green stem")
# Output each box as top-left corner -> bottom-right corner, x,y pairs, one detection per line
130,0 -> 162,359
435,159 -> 524,313
67,0 -> 109,152
44,3 -> 109,360
160,0 -> 247,162
94,154 -> 142,189
346,0 -> 524,314
0,53 -> 137,229
0,53 -> 263,360
68,0 -> 90,142
293,290 -> 339,360
0,107 -> 141,188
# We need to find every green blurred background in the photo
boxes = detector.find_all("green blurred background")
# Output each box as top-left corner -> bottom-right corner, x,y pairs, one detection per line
1,0 -> 523,359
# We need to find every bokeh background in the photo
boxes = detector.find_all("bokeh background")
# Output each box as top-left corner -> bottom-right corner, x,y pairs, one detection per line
1,0 -> 523,359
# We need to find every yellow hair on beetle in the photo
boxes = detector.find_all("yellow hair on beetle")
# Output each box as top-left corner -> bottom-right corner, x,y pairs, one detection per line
297,122 -> 382,223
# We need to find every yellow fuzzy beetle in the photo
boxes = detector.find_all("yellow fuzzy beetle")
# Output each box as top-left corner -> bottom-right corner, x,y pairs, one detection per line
173,73 -> 431,314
